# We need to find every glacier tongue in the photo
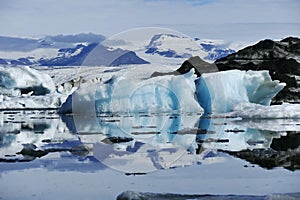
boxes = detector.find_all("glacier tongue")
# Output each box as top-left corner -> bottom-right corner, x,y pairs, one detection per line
195,70 -> 286,114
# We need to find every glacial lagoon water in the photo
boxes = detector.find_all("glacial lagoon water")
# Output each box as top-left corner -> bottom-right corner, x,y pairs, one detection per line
0,110 -> 299,199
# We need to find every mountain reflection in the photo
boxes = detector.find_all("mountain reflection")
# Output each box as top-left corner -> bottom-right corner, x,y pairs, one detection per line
0,110 -> 299,172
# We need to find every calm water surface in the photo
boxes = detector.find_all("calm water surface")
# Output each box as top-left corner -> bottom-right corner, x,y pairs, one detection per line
0,110 -> 299,199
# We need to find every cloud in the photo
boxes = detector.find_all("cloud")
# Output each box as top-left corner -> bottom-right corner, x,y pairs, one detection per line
0,0 -> 299,40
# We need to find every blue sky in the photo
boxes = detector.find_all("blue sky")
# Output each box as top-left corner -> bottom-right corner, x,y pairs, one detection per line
0,0 -> 299,41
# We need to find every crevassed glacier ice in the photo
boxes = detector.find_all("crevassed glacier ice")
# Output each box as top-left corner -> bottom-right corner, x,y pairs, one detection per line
195,70 -> 286,114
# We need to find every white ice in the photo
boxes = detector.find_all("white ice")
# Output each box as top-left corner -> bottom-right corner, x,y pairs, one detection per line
0,66 -> 61,109
195,70 -> 286,114
60,69 -> 202,114
57,65 -> 300,120
0,66 -> 55,96
0,64 -> 298,120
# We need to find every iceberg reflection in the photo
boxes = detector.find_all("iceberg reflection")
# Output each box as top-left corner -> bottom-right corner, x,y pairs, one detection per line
66,111 -> 300,172
0,110 -> 299,172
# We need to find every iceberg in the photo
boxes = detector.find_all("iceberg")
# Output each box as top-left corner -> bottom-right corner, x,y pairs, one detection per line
59,66 -> 288,117
0,66 -> 55,96
0,66 -> 60,109
195,70 -> 286,114
60,69 -> 202,114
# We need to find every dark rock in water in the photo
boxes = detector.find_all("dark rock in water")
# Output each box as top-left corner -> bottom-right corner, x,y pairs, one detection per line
102,136 -> 134,144
271,132 -> 300,151
151,56 -> 218,77
215,37 -> 300,104
17,144 -> 48,158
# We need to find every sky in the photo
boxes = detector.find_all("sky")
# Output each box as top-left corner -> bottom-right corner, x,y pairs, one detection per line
0,0 -> 299,42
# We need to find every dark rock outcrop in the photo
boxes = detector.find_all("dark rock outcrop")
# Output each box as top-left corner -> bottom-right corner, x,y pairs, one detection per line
215,37 -> 300,104
151,56 -> 218,77
177,56 -> 219,76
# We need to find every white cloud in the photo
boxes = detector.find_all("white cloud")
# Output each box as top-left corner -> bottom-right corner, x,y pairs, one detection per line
0,0 -> 299,41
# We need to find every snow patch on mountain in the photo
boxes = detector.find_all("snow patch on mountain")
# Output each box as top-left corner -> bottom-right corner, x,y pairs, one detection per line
145,34 -> 205,59
144,34 -> 236,62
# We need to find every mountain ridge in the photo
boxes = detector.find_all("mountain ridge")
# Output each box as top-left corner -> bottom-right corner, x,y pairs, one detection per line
0,33 -> 149,66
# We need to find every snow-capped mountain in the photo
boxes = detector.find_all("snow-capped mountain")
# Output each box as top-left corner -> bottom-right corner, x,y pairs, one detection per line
0,33 -> 103,65
145,34 -> 201,58
144,34 -> 235,62
197,40 -> 235,61
0,33 -> 148,66
0,32 -> 236,67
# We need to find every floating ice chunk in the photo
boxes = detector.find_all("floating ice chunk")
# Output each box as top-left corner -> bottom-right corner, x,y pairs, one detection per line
0,66 -> 55,96
230,103 -> 300,119
244,70 -> 285,105
195,70 -> 286,113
